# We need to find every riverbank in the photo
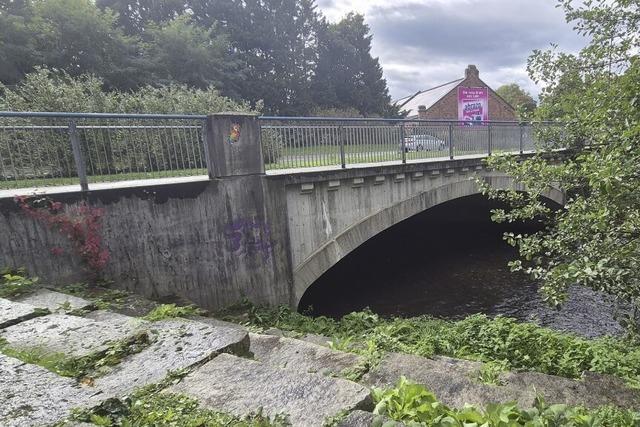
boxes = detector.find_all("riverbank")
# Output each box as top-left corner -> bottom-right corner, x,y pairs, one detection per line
1,275 -> 640,426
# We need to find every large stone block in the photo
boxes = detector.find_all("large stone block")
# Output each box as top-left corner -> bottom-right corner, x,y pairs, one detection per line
0,313 -> 145,357
249,332 -> 363,376
92,318 -> 249,397
0,354 -> 96,427
16,289 -> 92,312
362,352 -> 640,410
168,353 -> 372,427
0,298 -> 38,329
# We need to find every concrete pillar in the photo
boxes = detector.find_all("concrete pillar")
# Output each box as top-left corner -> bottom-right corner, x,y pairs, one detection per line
206,112 -> 264,178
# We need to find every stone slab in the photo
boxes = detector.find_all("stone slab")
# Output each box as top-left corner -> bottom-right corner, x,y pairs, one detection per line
300,333 -> 332,347
249,333 -> 363,376
337,411 -> 404,427
362,352 -> 640,410
190,315 -> 248,331
0,298 -> 38,329
92,319 -> 249,397
0,313 -> 145,358
0,353 -> 97,427
168,353 -> 372,427
84,309 -> 148,328
16,289 -> 92,312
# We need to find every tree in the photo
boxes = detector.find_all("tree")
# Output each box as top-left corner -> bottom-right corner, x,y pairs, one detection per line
29,0 -> 143,90
189,0 -> 323,115
495,83 -> 537,117
96,0 -> 187,34
482,0 -> 640,330
313,13 -> 399,117
144,15 -> 241,92
0,2 -> 39,85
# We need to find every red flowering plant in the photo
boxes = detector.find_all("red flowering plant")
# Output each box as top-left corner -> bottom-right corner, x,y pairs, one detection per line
15,196 -> 110,279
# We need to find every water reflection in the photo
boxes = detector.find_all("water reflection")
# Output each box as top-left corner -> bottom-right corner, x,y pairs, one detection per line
299,195 -> 624,338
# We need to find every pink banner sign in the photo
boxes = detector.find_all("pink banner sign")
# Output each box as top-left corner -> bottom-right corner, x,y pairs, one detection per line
458,87 -> 488,125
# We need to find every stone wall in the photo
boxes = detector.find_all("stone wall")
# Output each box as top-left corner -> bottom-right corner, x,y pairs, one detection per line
0,176 -> 293,310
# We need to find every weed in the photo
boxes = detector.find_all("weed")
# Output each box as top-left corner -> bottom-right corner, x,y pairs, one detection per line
0,272 -> 38,298
372,377 -> 640,426
59,283 -> 130,311
143,303 -> 204,321
71,372 -> 290,427
15,196 -> 109,279
221,304 -> 640,388
476,361 -> 508,386
0,332 -> 150,379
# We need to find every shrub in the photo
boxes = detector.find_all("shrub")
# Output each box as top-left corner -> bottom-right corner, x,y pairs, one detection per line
261,128 -> 284,165
372,377 -> 640,426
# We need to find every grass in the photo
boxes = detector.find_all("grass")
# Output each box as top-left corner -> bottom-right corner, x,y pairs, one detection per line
2,146 -> 498,185
69,371 -> 290,427
0,332 -> 150,379
59,282 -> 131,312
142,303 -> 204,321
218,303 -> 640,389
0,168 -> 207,190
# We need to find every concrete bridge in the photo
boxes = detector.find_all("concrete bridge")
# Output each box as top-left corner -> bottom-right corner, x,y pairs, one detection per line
0,113 -> 564,310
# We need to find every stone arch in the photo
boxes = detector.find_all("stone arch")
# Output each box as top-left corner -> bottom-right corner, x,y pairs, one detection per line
292,174 -> 564,306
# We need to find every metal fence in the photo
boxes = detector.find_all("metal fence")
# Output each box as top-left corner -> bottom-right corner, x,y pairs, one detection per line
260,117 -> 560,170
0,112 -> 562,192
0,112 -> 207,191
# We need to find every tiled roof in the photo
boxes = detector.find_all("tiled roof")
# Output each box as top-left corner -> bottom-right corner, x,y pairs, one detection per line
394,78 -> 463,117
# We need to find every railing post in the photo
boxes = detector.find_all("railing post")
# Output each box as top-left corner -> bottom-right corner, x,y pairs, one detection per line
400,122 -> 406,164
519,123 -> 524,154
339,125 -> 346,168
68,121 -> 88,191
201,120 -> 214,179
206,112 -> 263,177
448,122 -> 454,160
487,122 -> 492,156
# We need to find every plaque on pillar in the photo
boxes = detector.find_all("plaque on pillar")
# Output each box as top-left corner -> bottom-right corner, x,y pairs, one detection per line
206,112 -> 264,177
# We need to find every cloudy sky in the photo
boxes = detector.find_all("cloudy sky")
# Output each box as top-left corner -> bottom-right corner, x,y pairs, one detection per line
316,0 -> 587,100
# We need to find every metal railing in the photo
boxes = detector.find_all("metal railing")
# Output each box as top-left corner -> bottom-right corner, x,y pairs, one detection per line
0,112 -> 563,192
0,112 -> 207,191
259,117 -> 561,171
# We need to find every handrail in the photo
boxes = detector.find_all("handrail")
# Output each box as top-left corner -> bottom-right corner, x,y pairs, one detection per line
258,116 -> 560,125
0,111 -> 207,120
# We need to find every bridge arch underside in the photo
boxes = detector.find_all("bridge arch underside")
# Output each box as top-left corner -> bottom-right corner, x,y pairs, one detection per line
292,174 -> 563,307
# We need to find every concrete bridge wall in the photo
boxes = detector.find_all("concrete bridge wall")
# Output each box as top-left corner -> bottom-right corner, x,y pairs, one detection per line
0,113 -> 563,310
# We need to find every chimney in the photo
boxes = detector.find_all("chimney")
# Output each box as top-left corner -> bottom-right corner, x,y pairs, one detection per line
465,65 -> 479,79
417,105 -> 427,119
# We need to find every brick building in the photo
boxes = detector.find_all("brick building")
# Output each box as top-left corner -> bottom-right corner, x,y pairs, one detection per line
394,65 -> 516,121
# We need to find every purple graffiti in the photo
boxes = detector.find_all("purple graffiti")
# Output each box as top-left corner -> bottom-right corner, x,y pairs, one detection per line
224,217 -> 273,261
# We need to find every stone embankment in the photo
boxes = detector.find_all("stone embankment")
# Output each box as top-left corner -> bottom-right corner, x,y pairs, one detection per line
1,288 -> 639,426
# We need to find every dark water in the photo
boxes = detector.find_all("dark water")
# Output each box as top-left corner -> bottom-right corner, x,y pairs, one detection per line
299,195 -> 626,338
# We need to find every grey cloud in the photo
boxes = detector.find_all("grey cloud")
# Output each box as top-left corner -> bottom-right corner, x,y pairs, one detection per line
354,0 -> 586,98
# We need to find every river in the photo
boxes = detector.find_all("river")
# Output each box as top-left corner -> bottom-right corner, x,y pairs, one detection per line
299,194 -> 626,338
